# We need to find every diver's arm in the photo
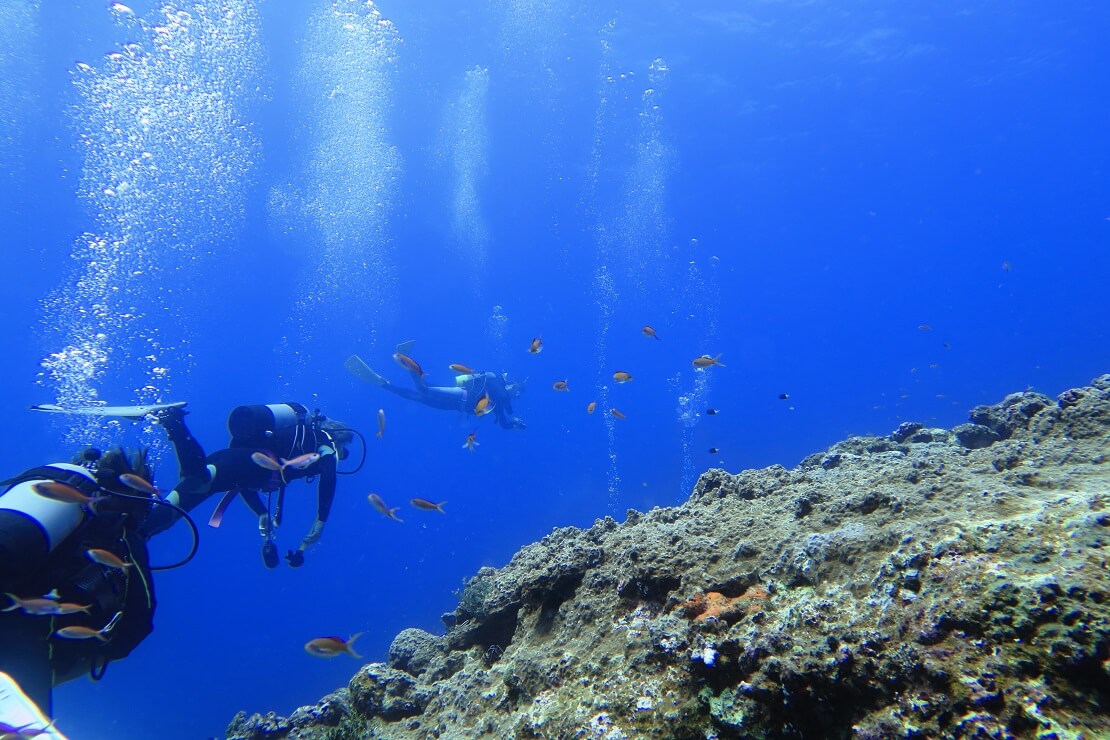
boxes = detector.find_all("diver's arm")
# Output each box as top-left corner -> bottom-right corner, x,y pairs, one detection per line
293,452 -> 336,554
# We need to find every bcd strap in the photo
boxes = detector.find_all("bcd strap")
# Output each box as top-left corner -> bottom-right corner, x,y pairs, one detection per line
0,466 -> 102,498
274,484 -> 286,528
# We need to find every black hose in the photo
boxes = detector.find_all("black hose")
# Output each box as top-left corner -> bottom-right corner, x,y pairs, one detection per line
106,490 -> 199,570
332,425 -> 367,475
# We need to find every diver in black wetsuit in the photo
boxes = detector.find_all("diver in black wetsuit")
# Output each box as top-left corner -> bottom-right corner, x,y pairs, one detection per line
140,403 -> 354,569
346,351 -> 527,430
0,447 -> 173,718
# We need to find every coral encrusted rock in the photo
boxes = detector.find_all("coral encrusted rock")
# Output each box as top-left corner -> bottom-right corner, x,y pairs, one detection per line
228,375 -> 1110,740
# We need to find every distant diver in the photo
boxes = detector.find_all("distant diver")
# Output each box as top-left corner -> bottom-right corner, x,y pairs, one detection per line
346,341 -> 527,431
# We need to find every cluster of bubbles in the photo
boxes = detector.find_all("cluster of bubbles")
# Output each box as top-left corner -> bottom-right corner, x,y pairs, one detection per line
593,265 -> 621,506
496,0 -> 566,76
675,238 -> 721,495
486,304 -> 510,355
447,66 -> 490,272
0,0 -> 39,172
290,0 -> 402,358
40,0 -> 262,443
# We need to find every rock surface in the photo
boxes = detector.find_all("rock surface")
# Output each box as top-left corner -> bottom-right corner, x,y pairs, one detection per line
227,376 -> 1110,739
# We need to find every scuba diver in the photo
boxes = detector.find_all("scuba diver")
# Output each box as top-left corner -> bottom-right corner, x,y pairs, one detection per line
345,343 -> 527,430
139,402 -> 358,570
0,444 -> 195,721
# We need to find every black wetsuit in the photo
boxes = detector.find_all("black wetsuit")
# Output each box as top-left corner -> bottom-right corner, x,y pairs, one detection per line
0,466 -> 156,716
383,371 -> 524,430
139,411 -> 338,546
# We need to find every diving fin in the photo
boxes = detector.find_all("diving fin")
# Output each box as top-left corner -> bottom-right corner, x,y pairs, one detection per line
30,401 -> 187,420
395,339 -> 416,355
344,355 -> 387,386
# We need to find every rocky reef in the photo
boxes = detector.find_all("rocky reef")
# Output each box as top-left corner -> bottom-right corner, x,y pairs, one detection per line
227,376 -> 1110,739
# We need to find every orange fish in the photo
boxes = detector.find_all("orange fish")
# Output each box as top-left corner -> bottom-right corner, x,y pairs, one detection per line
463,432 -> 479,452
54,625 -> 110,642
55,602 -> 93,615
86,548 -> 130,571
449,363 -> 475,374
393,352 -> 425,378
377,408 -> 385,439
642,325 -> 660,340
31,481 -> 105,512
692,354 -> 725,369
612,371 -> 632,383
475,392 -> 494,416
587,401 -> 596,414
610,408 -> 627,420
3,590 -> 62,616
282,452 -> 320,470
368,493 -> 403,522
119,472 -> 159,496
251,451 -> 282,471
305,633 -> 363,658
529,337 -> 543,354
552,380 -> 569,392
411,498 -> 447,513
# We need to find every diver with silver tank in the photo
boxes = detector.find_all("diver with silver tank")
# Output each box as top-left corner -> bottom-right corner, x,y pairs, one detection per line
0,439 -> 197,721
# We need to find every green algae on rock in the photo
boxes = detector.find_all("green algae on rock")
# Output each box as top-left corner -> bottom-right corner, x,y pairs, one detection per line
227,375 -> 1110,740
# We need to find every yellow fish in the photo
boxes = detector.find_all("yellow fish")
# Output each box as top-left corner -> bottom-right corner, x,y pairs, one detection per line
119,472 -> 159,496
475,392 -> 494,416
368,493 -> 403,522
587,401 -> 596,414
54,625 -> 111,642
449,363 -> 475,374
32,481 -> 105,512
86,548 -> 130,571
552,380 -> 569,392
305,633 -> 363,658
692,354 -> 725,369
393,352 -> 426,378
612,371 -> 632,383
463,432 -> 479,452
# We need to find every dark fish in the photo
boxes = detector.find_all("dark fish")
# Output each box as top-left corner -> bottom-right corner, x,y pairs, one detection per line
705,408 -> 719,415
778,393 -> 789,400
708,447 -> 719,454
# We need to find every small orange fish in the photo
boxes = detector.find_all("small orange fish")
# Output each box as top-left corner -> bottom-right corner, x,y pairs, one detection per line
587,401 -> 596,414
3,591 -> 62,616
463,432 -> 479,452
86,548 -> 130,571
393,352 -> 425,378
55,602 -> 93,615
642,325 -> 660,340
368,493 -> 403,522
251,451 -> 282,471
411,498 -> 447,513
475,392 -> 494,416
118,472 -> 159,496
552,380 -> 569,392
449,363 -> 475,374
54,625 -> 110,642
612,371 -> 633,383
610,408 -> 627,420
32,481 -> 105,512
282,452 -> 320,470
692,354 -> 725,369
305,633 -> 363,658
529,337 -> 543,354
377,408 -> 386,439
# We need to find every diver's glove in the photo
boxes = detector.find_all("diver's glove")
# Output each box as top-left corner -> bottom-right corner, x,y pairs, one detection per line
285,549 -> 305,568
261,541 -> 279,569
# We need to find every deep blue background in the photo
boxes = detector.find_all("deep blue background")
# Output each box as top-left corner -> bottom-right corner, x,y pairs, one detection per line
1,1 -> 1107,737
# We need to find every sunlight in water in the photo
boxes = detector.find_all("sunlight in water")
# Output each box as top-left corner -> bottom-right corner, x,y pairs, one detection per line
40,0 -> 261,445
0,0 -> 39,172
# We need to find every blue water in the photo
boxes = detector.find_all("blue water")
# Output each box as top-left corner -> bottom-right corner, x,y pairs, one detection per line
1,1 -> 1107,737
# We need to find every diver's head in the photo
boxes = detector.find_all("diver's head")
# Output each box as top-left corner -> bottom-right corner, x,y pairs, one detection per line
71,446 -> 156,523
320,419 -> 353,460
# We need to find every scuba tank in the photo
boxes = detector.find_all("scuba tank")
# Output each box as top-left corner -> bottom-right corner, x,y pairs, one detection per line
227,402 -> 309,445
0,463 -> 100,591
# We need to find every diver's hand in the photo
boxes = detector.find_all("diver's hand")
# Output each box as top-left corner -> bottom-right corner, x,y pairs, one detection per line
285,549 -> 305,568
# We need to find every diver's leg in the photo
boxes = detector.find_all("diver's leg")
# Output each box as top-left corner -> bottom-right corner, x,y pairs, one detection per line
138,471 -> 214,538
155,406 -> 209,479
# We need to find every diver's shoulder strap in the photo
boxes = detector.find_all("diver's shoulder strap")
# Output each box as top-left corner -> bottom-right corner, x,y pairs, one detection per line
0,465 -> 101,497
